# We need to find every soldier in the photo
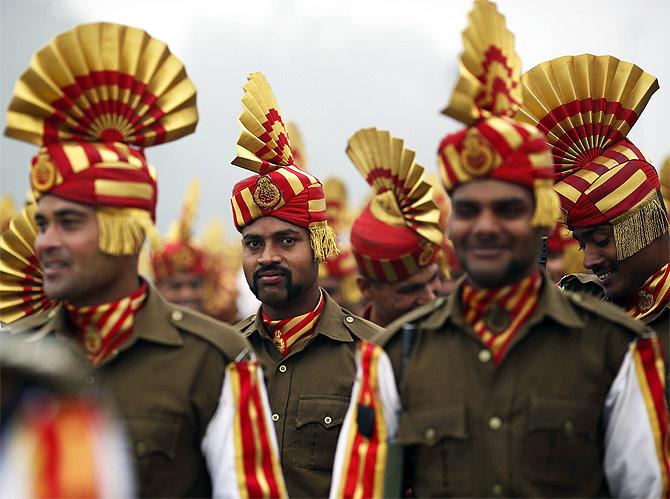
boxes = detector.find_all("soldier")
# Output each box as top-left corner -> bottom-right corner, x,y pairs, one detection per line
330,1 -> 669,497
230,72 -> 381,498
0,23 -> 285,498
518,54 -> 670,388
348,129 -> 446,327
150,180 -> 208,313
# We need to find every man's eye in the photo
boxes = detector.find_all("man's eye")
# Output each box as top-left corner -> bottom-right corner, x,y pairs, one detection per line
281,238 -> 295,246
61,218 -> 80,229
245,240 -> 261,249
454,206 -> 477,218
594,237 -> 610,248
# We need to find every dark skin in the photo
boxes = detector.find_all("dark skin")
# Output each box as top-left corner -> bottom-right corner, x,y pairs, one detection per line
356,263 -> 441,327
572,224 -> 670,303
241,216 -> 321,320
34,195 -> 140,307
448,179 -> 546,289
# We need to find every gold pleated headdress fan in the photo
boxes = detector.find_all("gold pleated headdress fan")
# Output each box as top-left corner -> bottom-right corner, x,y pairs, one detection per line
437,0 -> 558,228
517,55 -> 666,260
4,22 -> 198,255
348,128 -> 444,283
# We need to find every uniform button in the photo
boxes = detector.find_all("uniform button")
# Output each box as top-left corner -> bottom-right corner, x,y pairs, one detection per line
424,427 -> 436,443
135,441 -> 147,457
271,413 -> 280,422
48,309 -> 57,319
278,365 -> 287,373
563,419 -> 575,436
171,310 -> 184,321
491,483 -> 503,496
488,416 -> 502,430
345,316 -> 354,324
324,416 -> 332,425
86,376 -> 95,385
478,349 -> 492,363
112,349 -> 119,356
571,292 -> 583,303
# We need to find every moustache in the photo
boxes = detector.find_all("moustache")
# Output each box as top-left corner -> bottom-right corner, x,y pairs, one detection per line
253,263 -> 291,282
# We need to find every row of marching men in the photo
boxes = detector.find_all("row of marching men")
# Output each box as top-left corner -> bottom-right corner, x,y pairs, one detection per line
1,0 -> 669,497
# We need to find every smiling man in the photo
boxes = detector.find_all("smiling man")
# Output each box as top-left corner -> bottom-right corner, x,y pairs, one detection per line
0,23 -> 285,498
330,2 -> 669,497
518,54 -> 670,395
230,72 -> 380,498
348,128 -> 446,327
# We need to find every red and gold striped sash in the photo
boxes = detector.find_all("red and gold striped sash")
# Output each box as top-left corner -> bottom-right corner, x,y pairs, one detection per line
262,291 -> 325,356
626,263 -> 670,321
462,272 -> 542,364
65,282 -> 148,365
229,360 -> 286,498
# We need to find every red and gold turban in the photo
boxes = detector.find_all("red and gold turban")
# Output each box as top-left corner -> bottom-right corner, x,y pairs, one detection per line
150,180 -> 206,280
230,72 -> 337,263
4,22 -> 198,256
517,54 -> 668,260
437,0 -> 559,228
348,128 -> 444,283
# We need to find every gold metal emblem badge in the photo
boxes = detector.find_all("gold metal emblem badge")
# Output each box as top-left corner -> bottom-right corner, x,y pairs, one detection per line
461,131 -> 495,177
485,304 -> 511,334
417,241 -> 435,266
638,291 -> 654,312
84,330 -> 102,354
253,175 -> 281,210
31,154 -> 57,192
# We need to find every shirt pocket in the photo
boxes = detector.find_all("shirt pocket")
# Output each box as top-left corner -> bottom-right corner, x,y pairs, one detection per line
126,415 -> 182,496
396,404 -> 470,496
521,396 -> 601,489
292,395 -> 350,471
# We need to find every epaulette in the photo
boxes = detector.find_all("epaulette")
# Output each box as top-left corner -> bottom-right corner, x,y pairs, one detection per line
377,297 -> 447,346
339,310 -> 382,342
234,315 -> 257,336
167,304 -> 249,359
559,273 -> 606,299
563,290 -> 651,338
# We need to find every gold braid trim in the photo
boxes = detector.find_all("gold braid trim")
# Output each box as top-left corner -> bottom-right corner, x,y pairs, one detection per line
308,221 -> 339,263
96,207 -> 156,256
612,192 -> 669,261
531,179 -> 561,228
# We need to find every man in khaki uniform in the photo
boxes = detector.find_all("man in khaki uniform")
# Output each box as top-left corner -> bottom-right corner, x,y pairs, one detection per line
518,54 -> 670,393
229,72 -> 380,497
347,128 -> 447,328
330,2 -> 669,498
1,23 -> 285,498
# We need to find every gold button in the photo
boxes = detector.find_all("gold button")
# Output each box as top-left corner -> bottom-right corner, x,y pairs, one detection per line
492,483 -> 503,496
135,441 -> 147,457
271,413 -> 280,422
47,309 -> 57,319
563,419 -> 575,436
171,310 -> 184,321
278,365 -> 287,373
324,416 -> 332,425
424,427 -> 436,442
478,350 -> 492,363
345,316 -> 354,324
571,292 -> 583,303
86,376 -> 95,385
488,416 -> 502,430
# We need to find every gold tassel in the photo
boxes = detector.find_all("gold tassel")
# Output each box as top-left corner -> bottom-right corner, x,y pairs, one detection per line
96,207 -> 156,256
437,248 -> 452,280
612,192 -> 669,261
531,179 -> 561,228
308,221 -> 340,263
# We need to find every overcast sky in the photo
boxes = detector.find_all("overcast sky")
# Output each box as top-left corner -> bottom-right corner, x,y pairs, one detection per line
2,0 -> 668,237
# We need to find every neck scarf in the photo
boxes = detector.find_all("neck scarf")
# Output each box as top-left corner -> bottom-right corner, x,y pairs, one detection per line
65,282 -> 148,365
462,271 -> 542,364
625,262 -> 670,321
262,291 -> 325,357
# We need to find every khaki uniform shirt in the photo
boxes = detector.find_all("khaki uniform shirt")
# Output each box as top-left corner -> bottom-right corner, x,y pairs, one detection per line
561,272 -> 670,398
236,291 -> 381,498
6,285 -> 249,498
379,273 -> 656,497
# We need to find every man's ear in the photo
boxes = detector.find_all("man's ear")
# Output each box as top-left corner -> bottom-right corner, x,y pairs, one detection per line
356,275 -> 374,302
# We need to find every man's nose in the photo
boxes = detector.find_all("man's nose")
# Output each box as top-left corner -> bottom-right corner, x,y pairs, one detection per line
34,224 -> 62,255
582,243 -> 603,270
257,244 -> 281,266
